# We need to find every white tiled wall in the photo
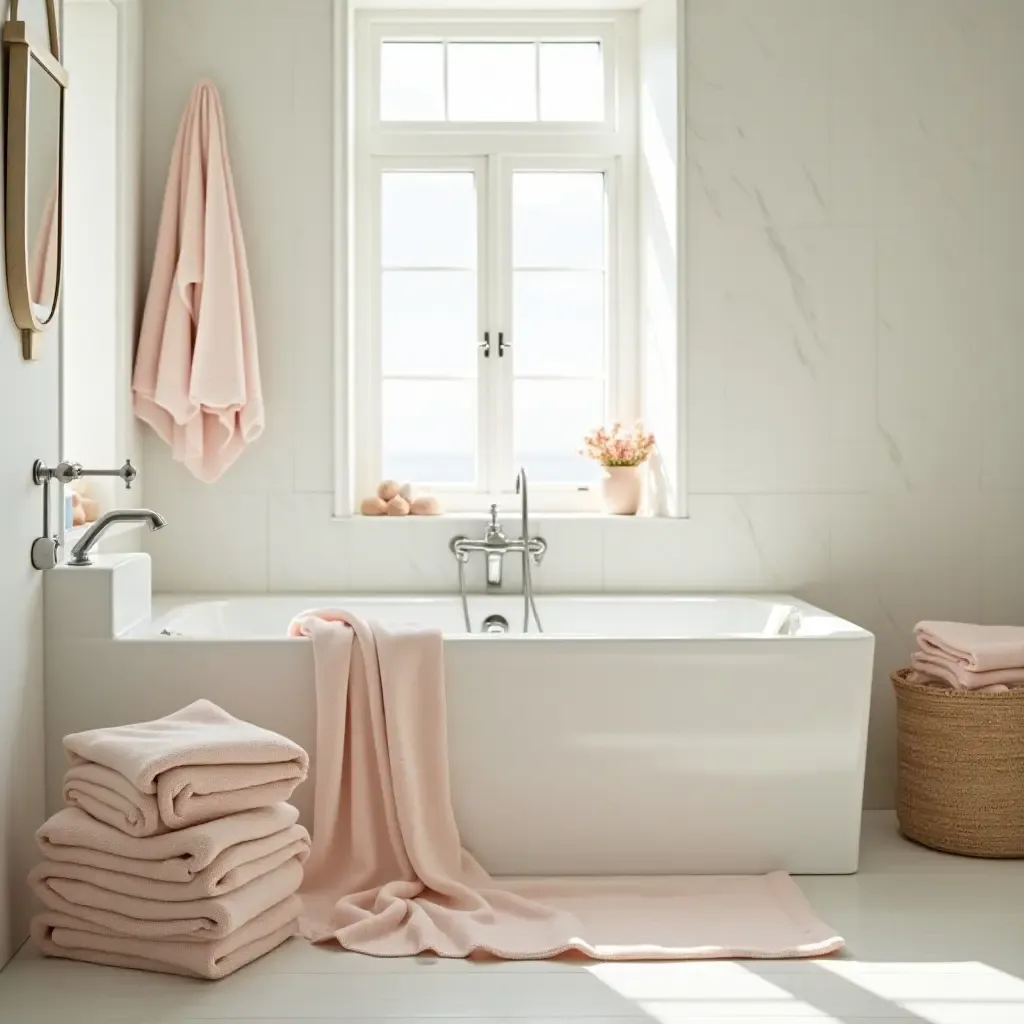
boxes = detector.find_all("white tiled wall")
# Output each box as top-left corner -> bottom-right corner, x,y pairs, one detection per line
140,0 -> 1024,808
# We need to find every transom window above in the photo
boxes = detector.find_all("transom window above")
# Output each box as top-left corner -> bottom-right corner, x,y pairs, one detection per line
352,12 -> 638,512
380,38 -> 606,123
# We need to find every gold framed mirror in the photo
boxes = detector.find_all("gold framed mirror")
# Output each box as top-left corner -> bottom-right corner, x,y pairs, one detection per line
4,0 -> 67,360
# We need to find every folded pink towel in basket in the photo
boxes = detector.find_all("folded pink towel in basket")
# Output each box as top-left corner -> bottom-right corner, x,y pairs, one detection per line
32,894 -> 300,979
29,855 -> 303,941
62,700 -> 309,834
910,652 -> 1018,692
916,621 -> 1024,673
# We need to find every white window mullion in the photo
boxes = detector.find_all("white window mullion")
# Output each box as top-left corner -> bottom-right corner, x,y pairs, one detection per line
357,159 -> 383,501
610,153 -> 639,428
474,157 -> 492,495
493,155 -> 515,494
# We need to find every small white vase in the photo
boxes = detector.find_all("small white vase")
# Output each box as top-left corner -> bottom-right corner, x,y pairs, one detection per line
601,465 -> 642,515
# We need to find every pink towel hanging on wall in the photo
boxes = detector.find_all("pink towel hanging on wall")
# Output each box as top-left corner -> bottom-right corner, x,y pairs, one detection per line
133,80 -> 264,483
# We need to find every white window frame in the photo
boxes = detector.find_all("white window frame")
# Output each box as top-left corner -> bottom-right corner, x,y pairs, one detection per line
348,9 -> 638,513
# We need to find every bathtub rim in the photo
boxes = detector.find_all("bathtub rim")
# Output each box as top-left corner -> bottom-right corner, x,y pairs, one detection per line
134,591 -> 874,644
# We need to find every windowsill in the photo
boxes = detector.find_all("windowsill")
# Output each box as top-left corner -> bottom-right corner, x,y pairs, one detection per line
334,511 -> 678,523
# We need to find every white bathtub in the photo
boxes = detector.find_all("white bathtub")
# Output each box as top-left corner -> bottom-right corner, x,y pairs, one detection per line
44,560 -> 875,875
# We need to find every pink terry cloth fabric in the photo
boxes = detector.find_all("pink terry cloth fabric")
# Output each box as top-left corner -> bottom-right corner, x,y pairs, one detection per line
62,699 -> 309,834
28,177 -> 59,311
132,79 -> 263,483
37,804 -> 303,884
916,621 -> 1024,674
29,856 -> 303,942
288,609 -> 844,961
63,762 -> 163,838
33,822 -> 309,901
31,894 -> 300,979
909,653 -> 1016,693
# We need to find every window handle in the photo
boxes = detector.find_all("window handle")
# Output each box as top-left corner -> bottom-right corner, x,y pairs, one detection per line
498,332 -> 510,357
479,331 -> 491,358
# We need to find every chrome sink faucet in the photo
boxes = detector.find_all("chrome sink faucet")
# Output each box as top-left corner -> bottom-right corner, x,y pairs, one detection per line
35,458 -> 138,489
30,457 -> 141,570
69,509 -> 167,567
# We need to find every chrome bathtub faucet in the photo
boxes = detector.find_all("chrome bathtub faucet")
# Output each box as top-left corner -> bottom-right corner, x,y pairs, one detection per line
449,503 -> 546,588
449,468 -> 546,633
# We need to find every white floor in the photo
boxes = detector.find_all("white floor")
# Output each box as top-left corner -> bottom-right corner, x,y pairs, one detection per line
2,813 -> 1022,1024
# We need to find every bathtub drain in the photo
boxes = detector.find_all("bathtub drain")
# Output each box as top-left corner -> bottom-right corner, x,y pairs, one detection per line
481,614 -> 510,635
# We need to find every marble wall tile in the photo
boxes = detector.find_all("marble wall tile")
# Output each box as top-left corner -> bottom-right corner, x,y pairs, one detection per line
600,495 -> 830,595
874,224 -> 987,493
346,516 -> 482,593
687,220 -> 834,495
602,498 -> 763,591
268,494 -> 351,593
528,518 -> 606,593
147,488 -> 269,593
829,488 -> 985,807
980,494 -> 1024,624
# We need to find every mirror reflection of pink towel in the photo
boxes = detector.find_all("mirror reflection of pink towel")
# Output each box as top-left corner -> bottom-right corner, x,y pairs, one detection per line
28,177 -> 59,314
133,80 -> 263,483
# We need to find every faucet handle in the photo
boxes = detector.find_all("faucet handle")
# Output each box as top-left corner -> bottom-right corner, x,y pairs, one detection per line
488,503 -> 499,529
52,458 -> 137,489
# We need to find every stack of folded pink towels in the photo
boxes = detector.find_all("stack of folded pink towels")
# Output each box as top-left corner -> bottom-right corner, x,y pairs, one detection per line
910,620 -> 1024,693
29,700 -> 310,979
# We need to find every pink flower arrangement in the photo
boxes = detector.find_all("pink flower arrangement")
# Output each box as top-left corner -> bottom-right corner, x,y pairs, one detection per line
580,422 -> 656,468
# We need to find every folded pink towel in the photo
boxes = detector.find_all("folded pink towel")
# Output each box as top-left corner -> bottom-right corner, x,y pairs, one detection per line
63,762 -> 163,838
910,652 -> 1018,692
290,608 -> 843,961
32,895 -> 300,979
32,831 -> 308,902
63,700 -> 308,833
38,804 -> 303,883
916,621 -> 1024,673
29,855 -> 303,941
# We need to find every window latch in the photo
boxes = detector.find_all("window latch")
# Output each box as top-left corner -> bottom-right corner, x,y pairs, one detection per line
480,332 -> 510,358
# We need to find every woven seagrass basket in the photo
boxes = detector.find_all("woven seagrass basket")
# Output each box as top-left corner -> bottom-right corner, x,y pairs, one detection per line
892,668 -> 1024,858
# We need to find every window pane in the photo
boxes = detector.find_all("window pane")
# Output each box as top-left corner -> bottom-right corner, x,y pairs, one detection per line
380,42 -> 444,121
381,172 -> 476,268
539,42 -> 604,122
514,379 -> 603,484
382,380 -> 476,485
447,43 -> 536,121
513,172 -> 605,269
513,270 -> 604,377
382,271 -> 477,377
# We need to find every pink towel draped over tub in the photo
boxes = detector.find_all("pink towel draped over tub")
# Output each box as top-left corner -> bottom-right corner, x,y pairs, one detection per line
132,79 -> 263,483
288,608 -> 844,961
